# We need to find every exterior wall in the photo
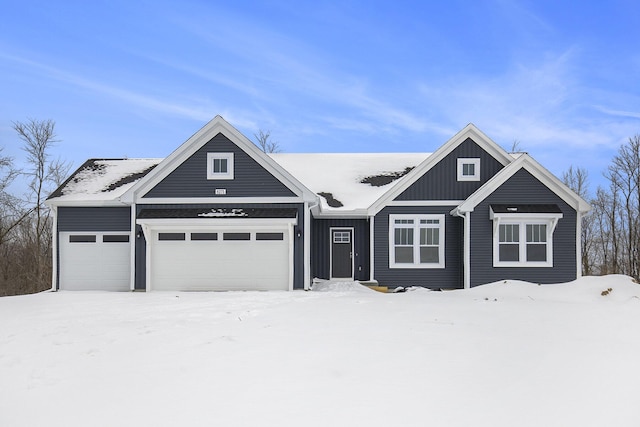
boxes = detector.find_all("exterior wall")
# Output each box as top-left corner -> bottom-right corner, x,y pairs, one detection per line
144,133 -> 296,198
311,218 -> 370,281
374,206 -> 463,289
134,203 -> 305,290
395,138 -> 505,201
469,169 -> 577,287
57,207 -> 131,231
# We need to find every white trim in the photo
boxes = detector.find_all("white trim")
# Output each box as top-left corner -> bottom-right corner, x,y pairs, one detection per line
311,208 -> 369,218
389,214 -> 445,269
457,158 -> 481,181
576,211 -> 582,278
51,206 -> 58,291
46,199 -> 130,207
130,204 -> 136,291
303,202 -> 311,290
387,200 -> 464,207
135,197 -> 305,205
288,223 -> 295,291
329,227 -> 355,280
369,123 -> 513,215
206,152 -> 234,180
369,216 -> 375,282
137,217 -> 297,228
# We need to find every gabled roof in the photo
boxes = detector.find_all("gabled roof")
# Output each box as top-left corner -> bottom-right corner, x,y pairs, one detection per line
46,158 -> 161,206
452,154 -> 591,215
120,116 -> 317,203
368,123 -> 513,215
270,153 -> 429,215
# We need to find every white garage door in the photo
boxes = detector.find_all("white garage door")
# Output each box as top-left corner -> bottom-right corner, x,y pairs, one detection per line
59,232 -> 131,291
149,228 -> 290,291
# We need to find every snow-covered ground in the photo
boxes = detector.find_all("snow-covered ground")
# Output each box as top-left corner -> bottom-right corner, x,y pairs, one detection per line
1,275 -> 639,427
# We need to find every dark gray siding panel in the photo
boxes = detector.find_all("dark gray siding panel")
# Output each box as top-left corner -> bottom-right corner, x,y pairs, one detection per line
395,138 -> 505,201
134,203 -> 305,290
469,169 -> 577,287
311,218 -> 370,281
144,133 -> 296,198
57,207 -> 131,231
374,206 -> 463,289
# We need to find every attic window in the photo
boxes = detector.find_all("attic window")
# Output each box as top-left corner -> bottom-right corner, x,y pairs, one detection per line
457,158 -> 480,181
207,153 -> 234,180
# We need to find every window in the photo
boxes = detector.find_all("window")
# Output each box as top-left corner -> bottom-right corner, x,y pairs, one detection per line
191,233 -> 218,241
493,220 -> 559,267
457,158 -> 480,181
158,233 -> 185,241
223,232 -> 250,241
207,153 -> 234,180
69,235 -> 96,243
103,235 -> 130,243
389,215 -> 445,268
256,232 -> 284,241
333,231 -> 351,243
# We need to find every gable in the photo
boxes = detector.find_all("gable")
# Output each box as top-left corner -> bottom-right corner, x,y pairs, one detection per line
142,132 -> 296,199
394,138 -> 505,201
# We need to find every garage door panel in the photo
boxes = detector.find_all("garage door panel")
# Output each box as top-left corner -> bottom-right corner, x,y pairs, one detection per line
60,233 -> 131,291
150,228 -> 290,291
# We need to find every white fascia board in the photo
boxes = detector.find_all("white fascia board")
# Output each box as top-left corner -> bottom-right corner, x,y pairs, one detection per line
45,199 -> 131,207
312,208 -> 370,219
135,196 -> 305,205
122,116 -> 316,204
455,154 -> 591,214
387,200 -> 464,207
368,123 -> 513,216
136,217 -> 298,228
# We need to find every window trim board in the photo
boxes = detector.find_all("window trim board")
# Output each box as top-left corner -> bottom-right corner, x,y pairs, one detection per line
388,214 -> 445,269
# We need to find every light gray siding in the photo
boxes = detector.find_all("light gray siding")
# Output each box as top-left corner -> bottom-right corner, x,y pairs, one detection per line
134,203 -> 305,290
469,169 -> 577,287
311,218 -> 370,281
144,133 -> 296,198
374,206 -> 463,289
57,207 -> 131,231
395,138 -> 505,201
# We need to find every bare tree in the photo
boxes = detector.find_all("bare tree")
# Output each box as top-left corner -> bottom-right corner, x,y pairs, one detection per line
254,129 -> 282,153
562,165 -> 594,276
12,119 -> 71,290
510,139 -> 522,152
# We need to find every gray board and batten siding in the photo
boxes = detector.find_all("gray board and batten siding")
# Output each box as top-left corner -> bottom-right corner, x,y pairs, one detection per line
133,203 -> 306,290
57,207 -> 131,232
311,218 -> 370,281
469,169 -> 577,287
395,138 -> 505,201
144,133 -> 296,199
374,205 -> 463,290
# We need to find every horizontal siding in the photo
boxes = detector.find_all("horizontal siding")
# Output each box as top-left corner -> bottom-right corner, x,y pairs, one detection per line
144,133 -> 296,198
134,203 -> 305,290
57,207 -> 131,231
311,218 -> 370,281
469,169 -> 577,287
395,138 -> 505,201
374,206 -> 463,289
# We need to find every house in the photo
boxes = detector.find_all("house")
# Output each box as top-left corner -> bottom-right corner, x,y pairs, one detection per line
46,116 -> 591,292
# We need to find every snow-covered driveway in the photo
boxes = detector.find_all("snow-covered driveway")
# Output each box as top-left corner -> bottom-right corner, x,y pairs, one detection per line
1,276 -> 639,426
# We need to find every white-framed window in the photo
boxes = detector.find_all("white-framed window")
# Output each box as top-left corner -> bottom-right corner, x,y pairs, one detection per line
492,216 -> 561,267
457,158 -> 480,181
333,231 -> 351,243
207,153 -> 234,180
389,214 -> 445,268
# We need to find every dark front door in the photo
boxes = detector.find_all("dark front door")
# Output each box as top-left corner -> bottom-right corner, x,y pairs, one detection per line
331,228 -> 353,279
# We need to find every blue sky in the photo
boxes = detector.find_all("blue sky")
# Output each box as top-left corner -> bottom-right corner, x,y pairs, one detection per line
1,0 -> 638,195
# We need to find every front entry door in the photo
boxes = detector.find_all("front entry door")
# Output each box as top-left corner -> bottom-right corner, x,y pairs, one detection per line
331,228 -> 353,279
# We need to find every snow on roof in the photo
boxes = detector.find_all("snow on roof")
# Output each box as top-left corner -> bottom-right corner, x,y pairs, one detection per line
270,153 -> 431,211
48,158 -> 162,203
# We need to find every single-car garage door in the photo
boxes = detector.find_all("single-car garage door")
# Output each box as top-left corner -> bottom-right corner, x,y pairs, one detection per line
149,227 -> 290,291
59,232 -> 131,291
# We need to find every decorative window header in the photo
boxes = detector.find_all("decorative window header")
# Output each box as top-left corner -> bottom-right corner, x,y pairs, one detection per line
207,153 -> 234,180
457,158 -> 480,181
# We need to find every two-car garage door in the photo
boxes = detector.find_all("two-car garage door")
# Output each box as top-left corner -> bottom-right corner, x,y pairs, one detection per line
147,227 -> 291,291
